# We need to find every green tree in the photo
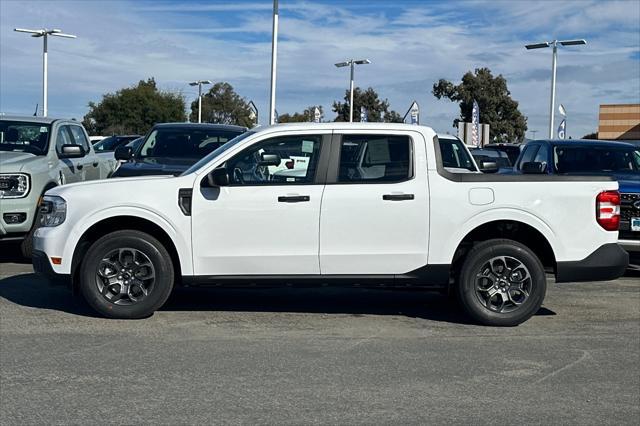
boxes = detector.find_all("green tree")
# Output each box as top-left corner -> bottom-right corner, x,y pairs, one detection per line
278,105 -> 324,123
432,68 -> 528,143
582,132 -> 598,140
332,87 -> 403,123
82,78 -> 186,135
191,82 -> 253,127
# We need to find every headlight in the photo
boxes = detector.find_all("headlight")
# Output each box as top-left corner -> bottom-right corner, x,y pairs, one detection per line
39,195 -> 67,227
0,173 -> 30,199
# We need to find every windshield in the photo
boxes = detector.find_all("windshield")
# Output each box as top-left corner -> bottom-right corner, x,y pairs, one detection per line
554,146 -> 640,174
0,121 -> 50,155
138,127 -> 242,160
181,131 -> 256,175
439,137 -> 476,171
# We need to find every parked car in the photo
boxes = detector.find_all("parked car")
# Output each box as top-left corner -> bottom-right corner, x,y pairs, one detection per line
112,123 -> 247,177
468,147 -> 512,173
512,139 -> 640,262
32,123 -> 627,324
0,116 -> 117,257
93,135 -> 141,152
482,143 -> 522,165
89,136 -> 106,144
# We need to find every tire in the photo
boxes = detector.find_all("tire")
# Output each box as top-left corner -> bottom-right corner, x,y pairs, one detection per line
457,239 -> 546,326
79,230 -> 174,319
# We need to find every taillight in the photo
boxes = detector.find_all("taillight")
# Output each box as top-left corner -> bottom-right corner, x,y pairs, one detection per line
596,190 -> 620,231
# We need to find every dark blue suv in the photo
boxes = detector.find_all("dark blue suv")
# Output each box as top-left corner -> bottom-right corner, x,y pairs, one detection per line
512,139 -> 640,262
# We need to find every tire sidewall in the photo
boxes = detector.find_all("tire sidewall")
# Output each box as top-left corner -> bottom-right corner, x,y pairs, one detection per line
458,240 -> 546,326
80,231 -> 174,319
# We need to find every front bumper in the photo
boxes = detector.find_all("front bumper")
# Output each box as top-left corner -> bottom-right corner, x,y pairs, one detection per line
556,243 -> 629,283
0,194 -> 38,236
32,249 -> 70,285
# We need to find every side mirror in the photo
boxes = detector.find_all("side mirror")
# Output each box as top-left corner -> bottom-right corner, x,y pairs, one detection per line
478,160 -> 499,174
204,167 -> 229,187
115,146 -> 133,161
59,144 -> 84,159
259,153 -> 281,167
521,162 -> 546,174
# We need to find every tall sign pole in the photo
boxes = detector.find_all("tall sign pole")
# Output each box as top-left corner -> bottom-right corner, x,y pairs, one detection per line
269,0 -> 279,125
548,40 -> 558,139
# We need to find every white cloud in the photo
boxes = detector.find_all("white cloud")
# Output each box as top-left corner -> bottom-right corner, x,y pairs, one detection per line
1,0 -> 638,138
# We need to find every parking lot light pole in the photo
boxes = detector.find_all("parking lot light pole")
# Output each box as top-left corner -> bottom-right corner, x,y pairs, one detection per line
14,28 -> 76,117
335,59 -> 371,122
525,39 -> 586,139
269,0 -> 279,125
189,80 -> 212,123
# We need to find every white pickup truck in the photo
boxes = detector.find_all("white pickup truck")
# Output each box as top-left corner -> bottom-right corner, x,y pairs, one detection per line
1,116 -> 117,256
32,123 -> 628,325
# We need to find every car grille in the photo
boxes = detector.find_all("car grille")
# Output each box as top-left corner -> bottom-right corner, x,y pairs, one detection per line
619,193 -> 640,240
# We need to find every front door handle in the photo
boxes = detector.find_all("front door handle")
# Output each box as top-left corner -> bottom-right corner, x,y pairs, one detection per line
76,164 -> 84,170
383,193 -> 414,201
93,162 -> 99,167
278,195 -> 310,203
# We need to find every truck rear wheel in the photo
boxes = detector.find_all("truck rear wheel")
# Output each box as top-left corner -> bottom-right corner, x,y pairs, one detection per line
79,230 -> 174,319
457,239 -> 546,326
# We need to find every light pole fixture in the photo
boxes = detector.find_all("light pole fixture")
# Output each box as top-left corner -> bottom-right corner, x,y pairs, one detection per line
189,80 -> 212,123
525,39 -> 586,138
248,100 -> 259,127
269,0 -> 279,125
335,59 -> 371,122
14,28 -> 77,117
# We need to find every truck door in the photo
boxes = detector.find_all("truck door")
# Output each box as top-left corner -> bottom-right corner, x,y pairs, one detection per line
68,124 -> 101,180
54,125 -> 85,184
190,132 -> 330,276
319,131 -> 429,275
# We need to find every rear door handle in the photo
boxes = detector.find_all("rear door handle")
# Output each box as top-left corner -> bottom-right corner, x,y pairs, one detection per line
93,162 -> 99,167
278,195 -> 310,203
76,164 -> 84,170
383,194 -> 414,201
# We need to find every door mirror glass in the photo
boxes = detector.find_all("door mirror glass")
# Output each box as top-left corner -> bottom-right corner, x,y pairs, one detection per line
521,161 -> 546,174
204,167 -> 229,187
59,144 -> 84,158
258,153 -> 281,167
478,160 -> 499,174
115,146 -> 133,161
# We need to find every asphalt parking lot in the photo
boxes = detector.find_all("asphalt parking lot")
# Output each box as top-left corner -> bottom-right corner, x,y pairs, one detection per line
0,242 -> 639,425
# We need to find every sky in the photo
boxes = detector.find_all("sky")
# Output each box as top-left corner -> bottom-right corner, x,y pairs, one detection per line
1,0 -> 639,139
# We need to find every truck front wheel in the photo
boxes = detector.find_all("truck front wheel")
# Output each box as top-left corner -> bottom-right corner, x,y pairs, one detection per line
457,239 -> 546,326
79,230 -> 174,319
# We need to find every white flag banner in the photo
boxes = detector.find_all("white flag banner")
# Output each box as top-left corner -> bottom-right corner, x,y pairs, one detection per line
471,100 -> 480,147
557,119 -> 566,139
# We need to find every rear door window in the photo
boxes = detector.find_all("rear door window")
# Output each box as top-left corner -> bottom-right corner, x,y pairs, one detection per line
338,135 -> 412,183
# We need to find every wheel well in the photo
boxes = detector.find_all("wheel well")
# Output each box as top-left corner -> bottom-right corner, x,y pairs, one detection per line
452,220 -> 556,276
71,216 -> 182,293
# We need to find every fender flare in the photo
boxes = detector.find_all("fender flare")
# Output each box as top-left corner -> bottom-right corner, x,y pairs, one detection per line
63,206 -> 192,276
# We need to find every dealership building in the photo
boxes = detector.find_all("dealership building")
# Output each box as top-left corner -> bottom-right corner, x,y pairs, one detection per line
598,104 -> 640,140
